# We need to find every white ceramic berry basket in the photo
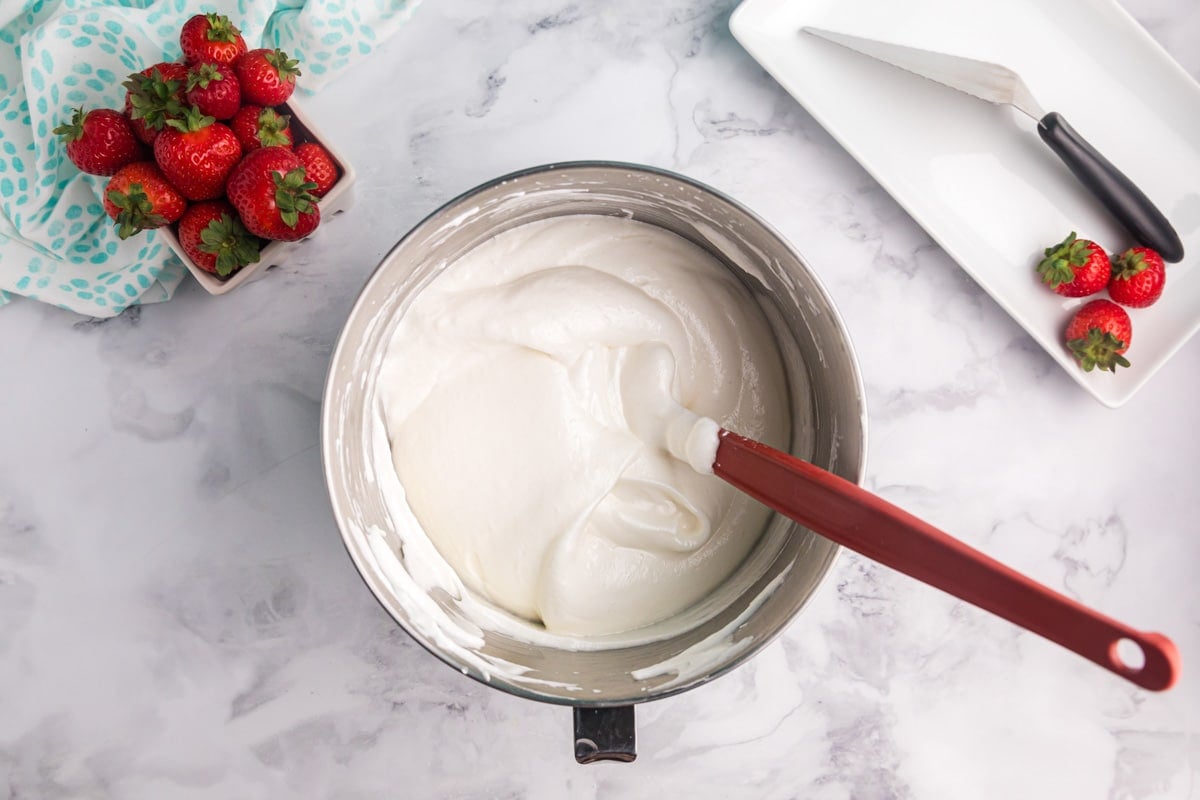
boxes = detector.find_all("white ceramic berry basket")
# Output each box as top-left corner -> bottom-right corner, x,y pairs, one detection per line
158,95 -> 356,295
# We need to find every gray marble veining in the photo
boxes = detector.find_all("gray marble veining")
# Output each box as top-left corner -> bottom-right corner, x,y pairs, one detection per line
1,0 -> 1198,797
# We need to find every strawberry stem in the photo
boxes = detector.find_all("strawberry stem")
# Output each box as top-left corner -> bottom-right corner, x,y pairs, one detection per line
165,105 -> 216,133
255,108 -> 291,147
107,184 -> 167,239
1111,250 -> 1148,281
272,167 -> 318,228
124,69 -> 185,131
265,49 -> 302,81
187,63 -> 224,91
205,13 -> 242,42
1067,329 -> 1131,372
1037,231 -> 1092,289
199,213 -> 261,277
52,107 -> 86,142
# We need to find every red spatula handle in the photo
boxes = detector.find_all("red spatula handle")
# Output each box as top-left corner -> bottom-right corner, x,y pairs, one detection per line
713,430 -> 1180,691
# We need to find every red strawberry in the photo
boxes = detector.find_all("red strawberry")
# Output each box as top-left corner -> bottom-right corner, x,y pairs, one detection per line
177,200 -> 262,277
1108,246 -> 1166,308
235,49 -> 300,106
1064,299 -> 1132,372
103,161 -> 186,240
180,13 -> 247,66
53,107 -> 146,176
294,142 -> 337,197
185,62 -> 241,120
230,105 -> 293,151
226,146 -> 320,241
123,62 -> 189,145
1036,232 -> 1110,297
153,106 -> 243,200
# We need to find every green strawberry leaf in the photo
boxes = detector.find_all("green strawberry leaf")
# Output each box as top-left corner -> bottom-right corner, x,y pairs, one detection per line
124,70 -> 185,130
107,183 -> 166,240
1112,250 -> 1148,280
165,105 -> 215,133
52,107 -> 86,141
198,213 -> 262,277
187,63 -> 223,91
265,49 -> 302,81
105,188 -> 131,210
272,167 -> 319,229
205,13 -> 242,42
1037,231 -> 1097,289
255,108 -> 292,147
1067,329 -> 1130,373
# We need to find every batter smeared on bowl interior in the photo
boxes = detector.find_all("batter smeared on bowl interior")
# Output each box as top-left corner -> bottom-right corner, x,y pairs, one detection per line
377,215 -> 789,637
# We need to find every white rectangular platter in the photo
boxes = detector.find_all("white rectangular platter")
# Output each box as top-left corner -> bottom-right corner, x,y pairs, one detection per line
731,0 -> 1200,407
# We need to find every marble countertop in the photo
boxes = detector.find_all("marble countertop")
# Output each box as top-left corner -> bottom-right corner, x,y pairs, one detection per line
2,0 -> 1198,797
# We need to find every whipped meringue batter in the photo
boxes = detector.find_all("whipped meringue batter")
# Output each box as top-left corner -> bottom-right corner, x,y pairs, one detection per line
376,215 -> 788,639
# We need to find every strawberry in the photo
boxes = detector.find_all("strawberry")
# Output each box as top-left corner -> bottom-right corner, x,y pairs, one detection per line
1064,299 -> 1132,373
53,107 -> 146,176
230,105 -> 293,151
153,106 -> 243,201
1036,232 -> 1110,297
180,13 -> 247,66
177,200 -> 262,277
185,63 -> 241,120
1108,246 -> 1166,308
294,142 -> 337,197
103,161 -> 186,240
124,62 -> 188,145
226,146 -> 320,241
235,49 -> 300,106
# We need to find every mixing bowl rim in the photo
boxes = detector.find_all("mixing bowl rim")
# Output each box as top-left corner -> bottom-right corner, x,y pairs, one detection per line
320,160 -> 869,707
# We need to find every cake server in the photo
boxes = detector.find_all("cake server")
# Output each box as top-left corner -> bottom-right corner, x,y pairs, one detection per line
803,27 -> 1184,262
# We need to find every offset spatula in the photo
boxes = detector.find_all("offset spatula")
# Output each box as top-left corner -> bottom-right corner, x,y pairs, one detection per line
803,27 -> 1184,263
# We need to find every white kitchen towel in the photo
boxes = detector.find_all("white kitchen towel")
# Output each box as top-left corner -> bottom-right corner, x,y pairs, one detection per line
0,0 -> 419,317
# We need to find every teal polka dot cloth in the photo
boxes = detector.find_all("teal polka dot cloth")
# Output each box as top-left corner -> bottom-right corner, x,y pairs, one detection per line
0,0 -> 419,317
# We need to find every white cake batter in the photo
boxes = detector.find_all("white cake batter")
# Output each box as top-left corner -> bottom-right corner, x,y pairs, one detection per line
376,215 -> 789,638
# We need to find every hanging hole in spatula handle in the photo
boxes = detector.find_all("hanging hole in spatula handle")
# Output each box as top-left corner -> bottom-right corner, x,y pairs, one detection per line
1102,631 -> 1179,691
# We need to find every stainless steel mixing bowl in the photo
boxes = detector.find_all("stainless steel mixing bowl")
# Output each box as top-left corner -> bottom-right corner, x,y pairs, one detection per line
320,162 -> 867,762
